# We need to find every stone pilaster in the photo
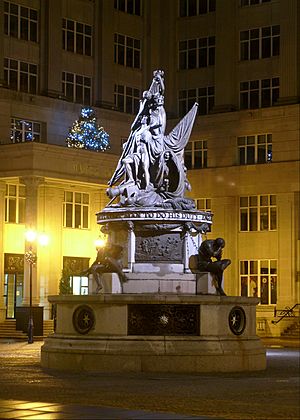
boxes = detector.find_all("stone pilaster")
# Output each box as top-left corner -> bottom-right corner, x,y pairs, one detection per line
20,176 -> 44,307
41,0 -> 63,97
277,0 -> 300,105
95,0 -> 114,109
213,0 -> 237,112
0,0 -> 5,87
0,182 -> 6,321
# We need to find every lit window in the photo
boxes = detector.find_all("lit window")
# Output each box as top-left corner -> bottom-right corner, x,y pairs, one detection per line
4,58 -> 38,94
179,36 -> 215,70
114,0 -> 142,15
62,72 -> 91,105
114,84 -> 140,114
70,276 -> 89,295
179,86 -> 214,117
63,256 -> 90,295
240,78 -> 279,109
185,140 -> 207,170
240,195 -> 277,231
62,18 -> 92,56
114,33 -> 141,69
179,0 -> 216,17
240,0 -> 271,7
11,118 -> 41,143
195,198 -> 211,212
5,184 -> 26,224
240,259 -> 277,305
240,26 -> 280,60
63,191 -> 89,229
238,134 -> 272,165
4,1 -> 38,42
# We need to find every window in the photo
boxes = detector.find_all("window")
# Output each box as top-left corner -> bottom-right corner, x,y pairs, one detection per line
4,58 -> 38,94
4,1 -> 38,42
114,33 -> 141,68
11,118 -> 41,143
240,26 -> 280,60
5,184 -> 26,224
195,198 -> 211,212
240,78 -> 279,109
179,0 -> 216,17
62,72 -> 91,105
63,256 -> 89,295
185,140 -> 207,169
240,195 -> 276,231
70,276 -> 89,295
179,87 -> 214,116
114,0 -> 141,15
195,198 -> 212,231
62,18 -> 92,56
179,36 -> 215,70
241,0 -> 271,6
240,259 -> 277,305
198,86 -> 215,115
238,134 -> 272,165
63,191 -> 89,229
114,84 -> 140,114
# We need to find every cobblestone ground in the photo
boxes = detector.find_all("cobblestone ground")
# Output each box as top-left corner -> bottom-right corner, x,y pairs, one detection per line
0,340 -> 299,419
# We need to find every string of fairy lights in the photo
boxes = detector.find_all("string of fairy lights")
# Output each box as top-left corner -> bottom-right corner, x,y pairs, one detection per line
66,107 -> 110,152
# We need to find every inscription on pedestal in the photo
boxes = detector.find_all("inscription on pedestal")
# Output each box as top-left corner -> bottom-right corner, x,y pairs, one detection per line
128,304 -> 200,335
97,209 -> 212,224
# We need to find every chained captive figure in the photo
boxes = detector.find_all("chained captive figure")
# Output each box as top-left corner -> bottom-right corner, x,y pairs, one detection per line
83,244 -> 127,293
198,238 -> 231,296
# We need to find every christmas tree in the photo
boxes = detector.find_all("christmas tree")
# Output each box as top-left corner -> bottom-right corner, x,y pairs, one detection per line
66,107 -> 110,152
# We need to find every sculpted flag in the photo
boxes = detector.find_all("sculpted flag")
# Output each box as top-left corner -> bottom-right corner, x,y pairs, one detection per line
107,70 -> 198,209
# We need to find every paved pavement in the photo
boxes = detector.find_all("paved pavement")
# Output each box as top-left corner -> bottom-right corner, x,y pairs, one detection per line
0,338 -> 299,419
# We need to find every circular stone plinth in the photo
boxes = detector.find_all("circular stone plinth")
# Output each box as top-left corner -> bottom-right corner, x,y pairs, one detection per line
41,294 -> 266,373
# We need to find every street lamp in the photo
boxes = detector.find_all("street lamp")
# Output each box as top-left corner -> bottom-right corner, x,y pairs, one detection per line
24,230 -> 48,344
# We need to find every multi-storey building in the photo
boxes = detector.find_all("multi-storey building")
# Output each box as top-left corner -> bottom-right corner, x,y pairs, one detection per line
0,0 -> 299,336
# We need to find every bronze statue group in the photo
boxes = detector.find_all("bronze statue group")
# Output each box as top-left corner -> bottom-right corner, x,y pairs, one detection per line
85,238 -> 231,296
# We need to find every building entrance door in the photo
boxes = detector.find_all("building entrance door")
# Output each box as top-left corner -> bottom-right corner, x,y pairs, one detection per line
4,253 -> 24,319
4,273 -> 24,318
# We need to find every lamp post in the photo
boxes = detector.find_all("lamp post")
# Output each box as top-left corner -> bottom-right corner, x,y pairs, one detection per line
24,247 -> 36,344
25,230 -> 48,344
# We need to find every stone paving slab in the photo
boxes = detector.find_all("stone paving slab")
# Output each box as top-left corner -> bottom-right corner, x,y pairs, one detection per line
0,399 -> 217,419
0,339 -> 299,419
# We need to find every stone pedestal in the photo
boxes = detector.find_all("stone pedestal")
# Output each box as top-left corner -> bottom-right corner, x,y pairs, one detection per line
122,272 -> 196,294
41,294 -> 266,373
91,271 -> 217,296
96,207 -> 211,291
41,207 -> 266,374
196,272 -> 217,294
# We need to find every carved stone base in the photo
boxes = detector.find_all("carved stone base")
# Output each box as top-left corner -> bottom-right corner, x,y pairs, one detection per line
122,272 -> 196,294
196,272 -> 217,294
96,207 -> 212,293
41,294 -> 266,373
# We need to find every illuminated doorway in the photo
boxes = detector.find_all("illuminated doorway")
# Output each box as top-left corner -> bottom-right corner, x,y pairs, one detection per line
4,273 -> 24,318
4,254 -> 24,319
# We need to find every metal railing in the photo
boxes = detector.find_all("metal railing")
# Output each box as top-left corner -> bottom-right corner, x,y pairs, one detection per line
272,303 -> 300,325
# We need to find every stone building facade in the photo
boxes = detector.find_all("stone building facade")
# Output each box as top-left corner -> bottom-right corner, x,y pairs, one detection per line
0,0 -> 299,335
